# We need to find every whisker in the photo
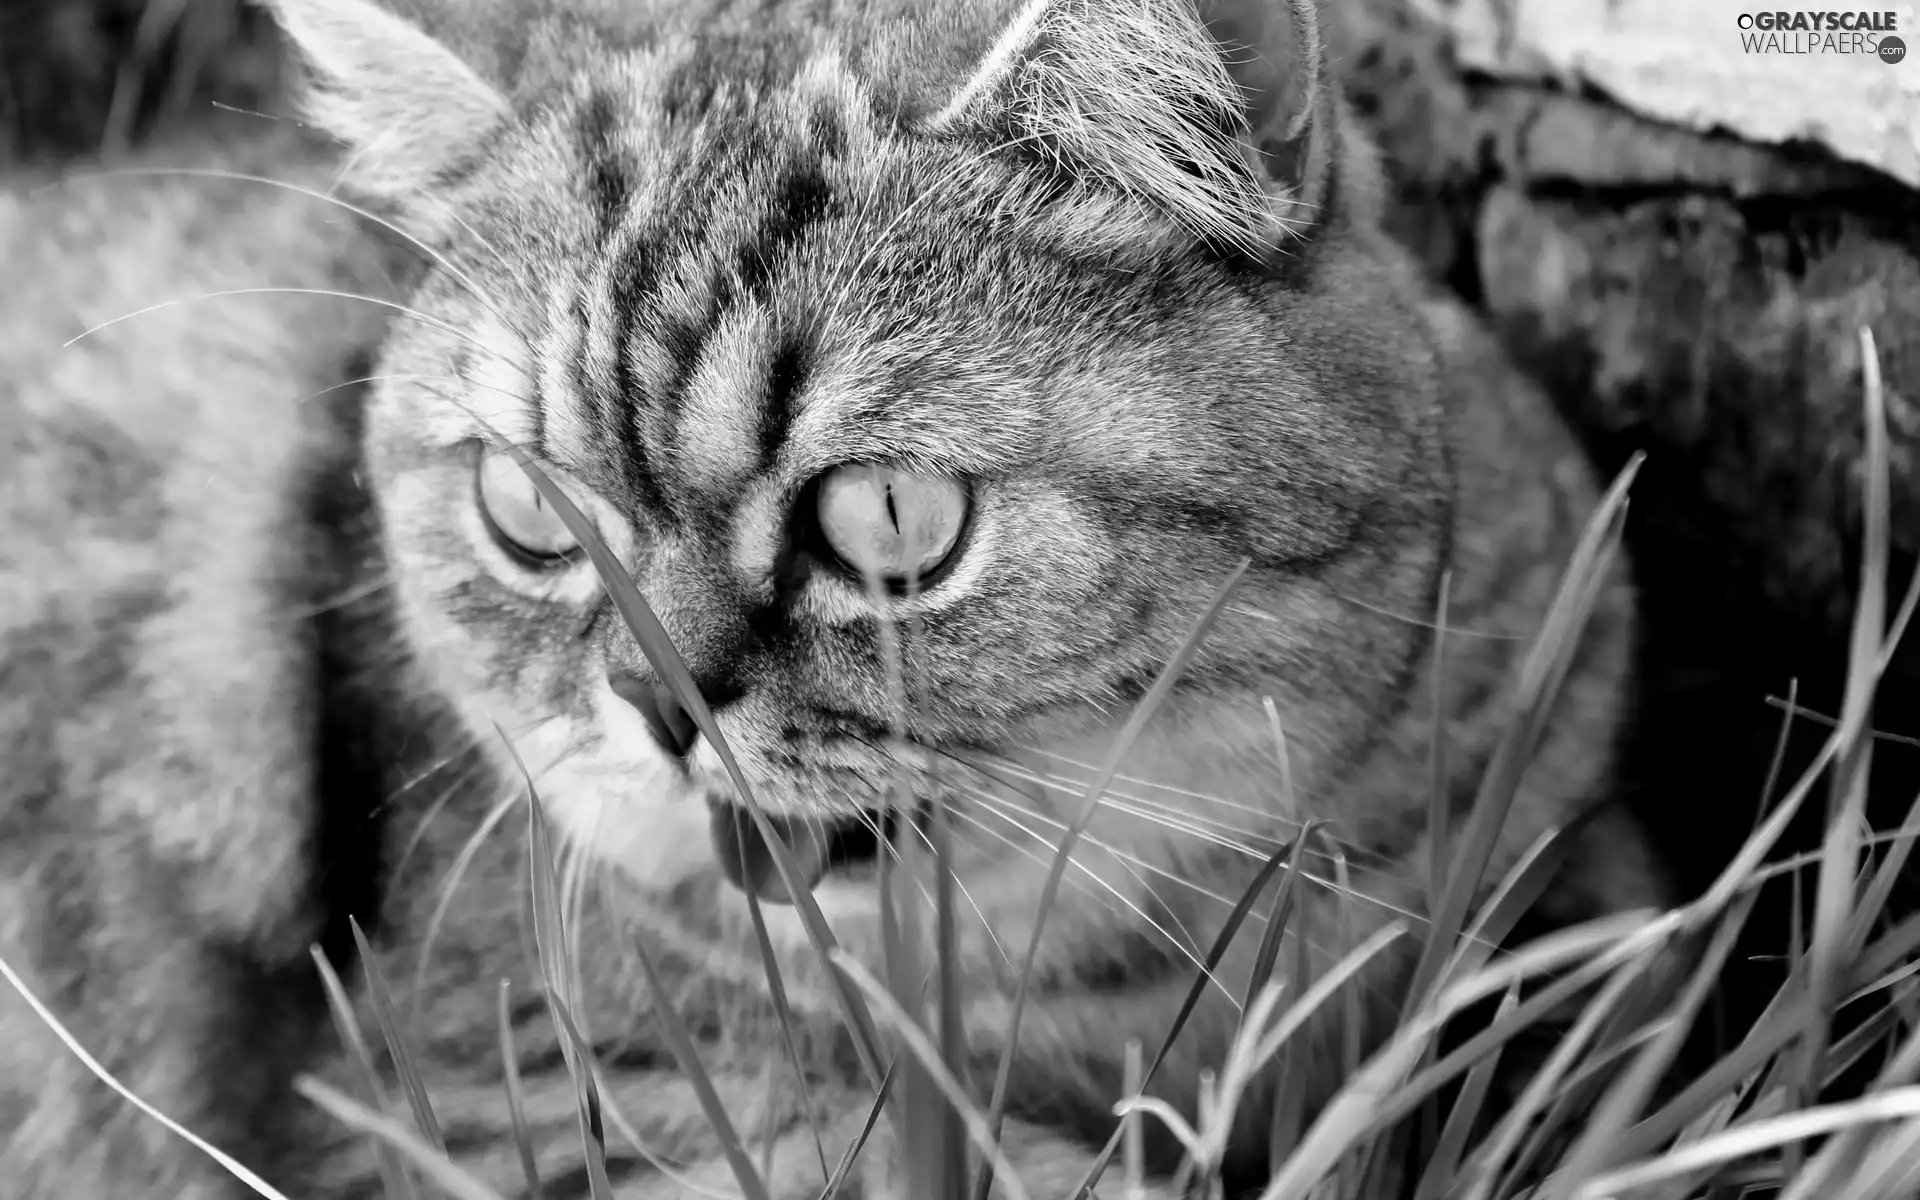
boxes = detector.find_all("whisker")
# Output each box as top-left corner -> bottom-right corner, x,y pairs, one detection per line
937,746 -> 1366,868
42,165 -> 535,355
944,796 -> 1227,993
848,801 -> 1013,972
939,803 -> 1295,1011
956,789 -> 1217,979
961,787 -> 1258,915
276,574 -> 395,623
290,369 -> 530,411
998,747 -> 1337,831
959,797 -> 1420,1011
975,758 -> 1307,857
967,786 -> 1443,941
63,287 -> 538,398
407,785 -> 521,1031
392,754 -> 491,876
573,1034 -> 746,1199
1230,597 -> 1529,642
939,803 -> 1157,939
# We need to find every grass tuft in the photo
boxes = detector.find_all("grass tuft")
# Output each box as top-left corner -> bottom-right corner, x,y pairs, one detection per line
495,980 -> 545,1200
978,557 -> 1252,1200
13,325 -> 1920,1200
349,918 -> 445,1155
310,944 -> 420,1200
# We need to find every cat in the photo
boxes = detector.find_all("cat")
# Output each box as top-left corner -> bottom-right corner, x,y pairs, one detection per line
0,0 -> 1669,1196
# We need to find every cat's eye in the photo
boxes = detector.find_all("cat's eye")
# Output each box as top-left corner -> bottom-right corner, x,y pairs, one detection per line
816,464 -> 968,585
475,448 -> 584,565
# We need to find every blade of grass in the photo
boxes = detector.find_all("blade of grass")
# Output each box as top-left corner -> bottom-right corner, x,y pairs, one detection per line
1411,986 -> 1520,1200
1570,1086 -> 1920,1200
504,732 -> 767,1200
1276,826 -> 1320,1173
0,948 -> 297,1200
543,998 -> 618,1200
739,870 -> 831,1187
1150,923 -> 1412,1189
296,1077 -> 508,1200
1359,908 -> 1668,1136
1547,888 -> 1761,1197
815,1060 -> 899,1200
1382,566 -> 1455,1200
1243,828 -> 1313,1020
1829,1114 -> 1920,1200
516,771 -> 614,1200
1365,820 -> 1584,1187
977,558 -> 1251,1200
350,918 -> 446,1154
1235,923 -> 1411,1112
1826,982 -> 1920,1087
552,897 -> 772,1200
1428,571 -> 1454,930
832,952 -> 1036,1200
879,810 -> 944,1200
1066,831 -> 1303,1200
870,565 -> 969,1200
1458,942 -> 1658,1200
495,981 -> 544,1200
1123,1040 -> 1146,1200
486,437 -> 885,1086
1403,456 -> 1639,1018
1438,824 -> 1574,989
311,945 -> 420,1200
1793,326 -> 1891,1145
1612,910 -> 1920,1166
1254,1003 -> 1440,1200
1782,972 -> 1920,1200
932,780 -> 967,1200
1503,1017 -> 1668,1198
1757,678 -> 1801,826
1850,780 -> 1920,953
874,571 -> 970,1200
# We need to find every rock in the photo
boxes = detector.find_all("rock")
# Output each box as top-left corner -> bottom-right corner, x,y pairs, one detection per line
1477,184 -> 1920,631
1335,0 -> 1920,645
1331,0 -> 1920,928
1446,0 -> 1920,190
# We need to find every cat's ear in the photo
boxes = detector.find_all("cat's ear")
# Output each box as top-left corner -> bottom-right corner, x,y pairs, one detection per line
258,0 -> 510,206
928,0 -> 1335,263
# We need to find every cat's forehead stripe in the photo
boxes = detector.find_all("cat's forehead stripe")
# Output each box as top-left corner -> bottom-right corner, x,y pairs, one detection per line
565,57 -> 866,523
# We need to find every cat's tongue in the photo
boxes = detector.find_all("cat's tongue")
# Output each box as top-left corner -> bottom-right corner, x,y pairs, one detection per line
708,803 -> 833,905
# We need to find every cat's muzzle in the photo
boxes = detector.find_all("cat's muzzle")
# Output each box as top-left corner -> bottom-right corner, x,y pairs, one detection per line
707,801 -> 893,904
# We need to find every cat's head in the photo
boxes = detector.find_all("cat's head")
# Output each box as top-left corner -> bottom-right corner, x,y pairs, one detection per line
266,0 -> 1453,1046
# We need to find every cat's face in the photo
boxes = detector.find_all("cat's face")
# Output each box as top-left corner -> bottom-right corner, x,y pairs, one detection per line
308,0 -> 1449,1022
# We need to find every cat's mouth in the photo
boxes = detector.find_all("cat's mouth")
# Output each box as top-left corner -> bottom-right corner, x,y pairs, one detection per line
707,801 -> 902,905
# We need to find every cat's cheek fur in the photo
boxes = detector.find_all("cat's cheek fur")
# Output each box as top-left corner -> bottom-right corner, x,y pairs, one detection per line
376,462 -> 715,886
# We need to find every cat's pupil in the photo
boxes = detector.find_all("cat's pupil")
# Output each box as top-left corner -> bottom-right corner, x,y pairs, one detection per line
474,446 -> 585,564
815,463 -> 967,586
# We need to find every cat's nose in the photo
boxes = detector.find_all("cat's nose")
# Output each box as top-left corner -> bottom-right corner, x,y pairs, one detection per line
607,671 -> 700,758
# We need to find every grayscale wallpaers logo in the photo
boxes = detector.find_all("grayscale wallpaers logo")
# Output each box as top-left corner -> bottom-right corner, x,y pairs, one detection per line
1736,10 -> 1906,61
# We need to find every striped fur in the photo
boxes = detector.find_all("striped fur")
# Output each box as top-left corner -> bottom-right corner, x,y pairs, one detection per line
1,1 -> 1665,1197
